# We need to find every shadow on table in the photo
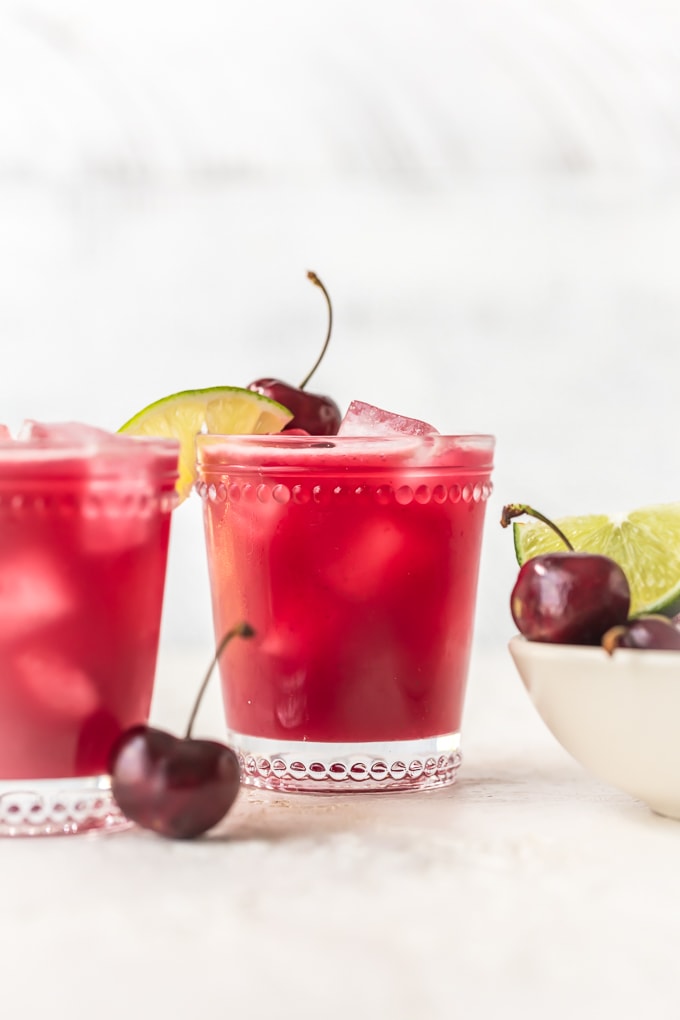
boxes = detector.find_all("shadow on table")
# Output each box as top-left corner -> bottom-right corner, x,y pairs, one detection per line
201,760 -> 680,845
206,767 -> 599,843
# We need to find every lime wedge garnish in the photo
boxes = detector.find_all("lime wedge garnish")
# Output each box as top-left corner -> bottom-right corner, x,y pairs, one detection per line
119,386 -> 292,501
512,503 -> 680,616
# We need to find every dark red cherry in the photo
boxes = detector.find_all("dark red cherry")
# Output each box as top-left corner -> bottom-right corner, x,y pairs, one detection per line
248,271 -> 341,436
109,726 -> 240,840
602,616 -> 680,654
510,551 -> 631,645
109,622 -> 253,839
502,504 -> 631,645
249,378 -> 340,436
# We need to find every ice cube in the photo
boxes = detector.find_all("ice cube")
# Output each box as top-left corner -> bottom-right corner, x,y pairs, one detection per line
337,401 -> 439,437
319,506 -> 449,604
0,550 -> 75,639
80,503 -> 158,556
321,518 -> 409,602
18,421 -> 118,445
17,421 -> 176,466
14,648 -> 99,720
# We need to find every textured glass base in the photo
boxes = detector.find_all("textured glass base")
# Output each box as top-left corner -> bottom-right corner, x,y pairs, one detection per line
0,775 -> 131,837
232,731 -> 462,793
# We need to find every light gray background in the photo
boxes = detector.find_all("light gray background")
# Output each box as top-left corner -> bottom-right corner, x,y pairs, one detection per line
2,0 -> 679,654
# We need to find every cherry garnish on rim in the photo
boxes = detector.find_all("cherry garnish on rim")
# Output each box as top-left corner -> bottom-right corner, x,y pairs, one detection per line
502,503 -> 631,645
109,622 -> 254,839
248,271 -> 342,436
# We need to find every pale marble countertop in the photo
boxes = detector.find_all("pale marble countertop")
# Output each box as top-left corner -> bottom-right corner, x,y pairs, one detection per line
1,646 -> 679,1020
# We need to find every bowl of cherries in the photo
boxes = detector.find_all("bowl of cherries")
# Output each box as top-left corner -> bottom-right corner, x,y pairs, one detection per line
503,503 -> 680,820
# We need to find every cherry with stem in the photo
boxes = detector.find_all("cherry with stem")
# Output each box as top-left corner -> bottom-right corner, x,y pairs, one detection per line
501,503 -> 574,550
298,271 -> 332,390
110,622 -> 254,839
248,270 -> 342,436
183,622 -> 254,738
502,503 -> 631,646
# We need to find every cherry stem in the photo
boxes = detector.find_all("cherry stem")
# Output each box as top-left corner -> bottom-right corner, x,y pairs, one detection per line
299,271 -> 333,390
185,621 -> 255,740
601,625 -> 626,656
500,503 -> 575,551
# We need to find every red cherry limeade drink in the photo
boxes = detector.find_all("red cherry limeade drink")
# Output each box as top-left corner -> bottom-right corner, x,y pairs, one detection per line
198,428 -> 494,793
0,423 -> 178,836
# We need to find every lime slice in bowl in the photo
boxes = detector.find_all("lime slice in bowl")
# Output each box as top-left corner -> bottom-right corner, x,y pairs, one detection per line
119,386 -> 293,501
512,503 -> 680,616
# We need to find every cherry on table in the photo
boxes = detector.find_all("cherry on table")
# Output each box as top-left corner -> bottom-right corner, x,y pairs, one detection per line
109,622 -> 253,839
248,271 -> 341,436
110,727 -> 240,840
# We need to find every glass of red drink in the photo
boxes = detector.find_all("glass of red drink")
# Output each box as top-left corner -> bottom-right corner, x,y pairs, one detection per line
0,423 -> 178,835
197,430 -> 494,793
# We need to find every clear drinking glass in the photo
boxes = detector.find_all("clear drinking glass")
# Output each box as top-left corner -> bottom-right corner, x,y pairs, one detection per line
0,425 -> 178,835
197,431 -> 494,793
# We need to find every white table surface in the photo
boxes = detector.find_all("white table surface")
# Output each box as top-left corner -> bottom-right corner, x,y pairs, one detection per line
2,645 -> 679,1020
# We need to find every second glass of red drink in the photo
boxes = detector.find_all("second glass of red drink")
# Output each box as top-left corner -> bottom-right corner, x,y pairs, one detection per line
197,427 -> 494,793
0,423 -> 179,835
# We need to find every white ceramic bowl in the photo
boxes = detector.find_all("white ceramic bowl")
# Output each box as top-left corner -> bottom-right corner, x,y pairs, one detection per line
509,634 -> 680,819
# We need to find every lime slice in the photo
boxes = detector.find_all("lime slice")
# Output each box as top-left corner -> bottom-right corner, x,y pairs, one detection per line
513,503 -> 680,616
119,386 -> 293,501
